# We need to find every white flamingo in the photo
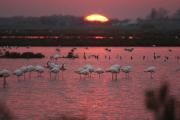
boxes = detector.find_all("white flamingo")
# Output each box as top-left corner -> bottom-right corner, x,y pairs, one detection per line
53,53 -> 61,62
106,64 -> 121,80
144,66 -> 156,79
47,61 -> 60,69
74,68 -> 84,79
94,68 -> 104,78
121,66 -> 132,79
111,64 -> 121,69
49,67 -> 60,80
0,69 -> 11,88
35,65 -> 45,77
83,64 -> 94,78
59,64 -> 67,79
14,69 -> 24,81
80,68 -> 90,79
26,65 -> 35,79
20,66 -> 28,80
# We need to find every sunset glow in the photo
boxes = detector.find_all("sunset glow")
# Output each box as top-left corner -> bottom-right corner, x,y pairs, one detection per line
85,14 -> 109,22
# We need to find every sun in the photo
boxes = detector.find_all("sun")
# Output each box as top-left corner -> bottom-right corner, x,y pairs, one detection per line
85,14 -> 109,23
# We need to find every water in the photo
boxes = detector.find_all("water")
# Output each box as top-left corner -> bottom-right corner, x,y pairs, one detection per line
0,47 -> 180,120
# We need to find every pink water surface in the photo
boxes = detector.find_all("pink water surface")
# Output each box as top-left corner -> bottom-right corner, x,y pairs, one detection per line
0,47 -> 180,120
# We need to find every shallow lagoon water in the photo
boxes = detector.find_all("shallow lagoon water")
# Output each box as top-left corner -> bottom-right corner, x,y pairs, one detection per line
0,47 -> 180,120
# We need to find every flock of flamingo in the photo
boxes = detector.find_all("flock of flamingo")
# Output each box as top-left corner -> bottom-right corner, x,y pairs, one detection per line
0,47 -> 179,88
0,61 -> 155,88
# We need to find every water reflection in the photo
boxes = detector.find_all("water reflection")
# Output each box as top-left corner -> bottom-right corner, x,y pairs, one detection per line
0,47 -> 179,120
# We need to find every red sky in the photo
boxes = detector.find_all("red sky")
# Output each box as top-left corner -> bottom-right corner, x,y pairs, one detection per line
0,0 -> 179,19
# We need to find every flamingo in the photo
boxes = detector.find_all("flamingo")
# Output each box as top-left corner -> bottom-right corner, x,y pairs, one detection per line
94,68 -> 104,78
121,66 -> 132,79
83,64 -> 94,78
35,65 -> 45,77
124,47 -> 134,52
79,68 -> 90,79
75,66 -> 91,80
26,65 -> 35,79
56,48 -> 61,52
144,66 -> 156,79
106,64 -> 121,80
74,68 -> 84,79
49,67 -> 60,80
0,69 -> 11,88
47,61 -> 60,69
20,66 -> 28,80
105,48 -> 112,52
59,64 -> 67,79
53,53 -> 61,62
14,69 -> 24,81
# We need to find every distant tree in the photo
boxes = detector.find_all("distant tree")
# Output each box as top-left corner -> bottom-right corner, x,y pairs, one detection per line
172,9 -> 180,20
40,16 -> 59,26
136,17 -> 144,24
147,8 -> 157,20
146,8 -> 169,20
120,19 -> 131,24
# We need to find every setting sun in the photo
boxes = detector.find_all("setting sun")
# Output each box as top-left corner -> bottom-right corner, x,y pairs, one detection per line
85,14 -> 109,23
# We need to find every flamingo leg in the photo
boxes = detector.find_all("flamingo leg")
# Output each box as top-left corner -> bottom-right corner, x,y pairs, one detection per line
3,77 -> 7,88
39,73 -> 41,77
17,76 -> 20,81
50,72 -> 51,80
61,71 -> 64,80
29,72 -> 31,79
58,72 -> 60,80
115,73 -> 118,80
151,72 -> 153,79
24,73 -> 26,80
55,73 -> 57,80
